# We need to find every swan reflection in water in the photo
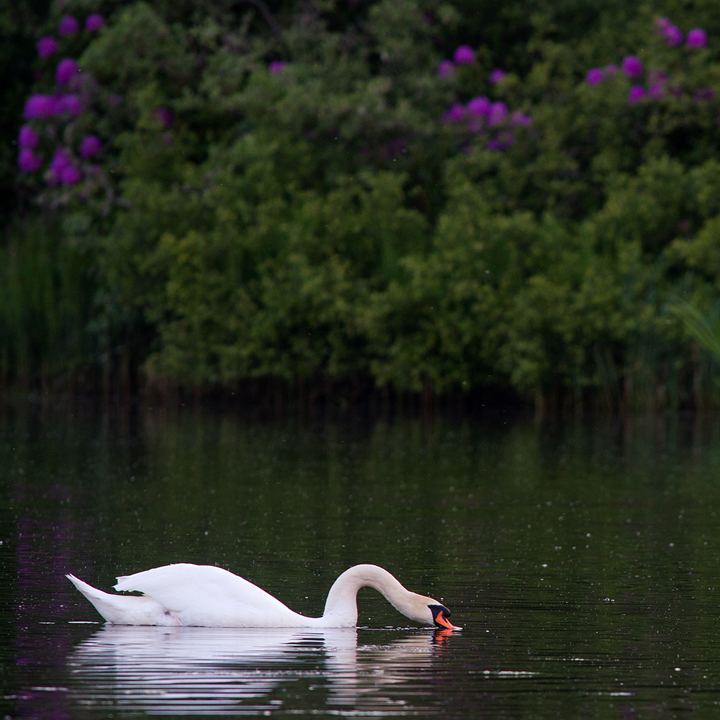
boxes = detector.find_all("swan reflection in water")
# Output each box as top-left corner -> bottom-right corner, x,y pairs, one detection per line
68,625 -> 454,715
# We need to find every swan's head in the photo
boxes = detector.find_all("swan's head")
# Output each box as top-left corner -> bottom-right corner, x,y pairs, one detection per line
405,593 -> 461,630
427,602 -> 462,631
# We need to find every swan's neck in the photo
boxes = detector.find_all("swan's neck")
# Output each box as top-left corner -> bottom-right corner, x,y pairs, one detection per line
321,564 -> 430,627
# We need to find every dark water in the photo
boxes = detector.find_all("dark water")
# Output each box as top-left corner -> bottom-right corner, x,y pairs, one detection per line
3,404 -> 720,718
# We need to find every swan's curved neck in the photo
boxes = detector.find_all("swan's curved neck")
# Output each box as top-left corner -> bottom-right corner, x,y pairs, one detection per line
321,564 -> 428,626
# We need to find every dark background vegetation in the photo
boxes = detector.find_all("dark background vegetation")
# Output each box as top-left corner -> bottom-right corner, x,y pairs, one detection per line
3,0 -> 720,412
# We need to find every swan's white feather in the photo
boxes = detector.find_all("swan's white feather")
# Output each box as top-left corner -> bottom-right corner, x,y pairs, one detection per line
66,574 -> 181,626
113,563 -> 319,627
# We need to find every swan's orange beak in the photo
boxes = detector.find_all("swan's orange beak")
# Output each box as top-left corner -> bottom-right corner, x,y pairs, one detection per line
434,609 -> 462,631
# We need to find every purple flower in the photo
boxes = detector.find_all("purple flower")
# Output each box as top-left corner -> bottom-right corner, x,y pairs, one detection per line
80,135 -> 102,159
47,148 -> 75,185
510,111 -> 532,127
489,68 -> 506,84
47,95 -> 64,115
488,101 -> 508,126
50,148 -> 72,173
622,56 -> 644,77
18,126 -> 40,148
61,165 -> 82,185
687,29 -> 707,48
85,14 -> 105,31
154,107 -> 173,126
58,15 -> 79,36
655,17 -> 671,33
628,85 -> 646,104
655,17 -> 682,45
269,61 -> 286,74
442,103 -> 466,123
586,68 -> 604,85
467,96 -> 491,117
649,84 -> 665,99
486,138 -> 503,151
23,94 -> 53,119
18,149 -> 43,173
59,94 -> 83,117
437,60 -> 455,78
604,63 -> 619,75
694,87 -> 714,100
665,25 -> 683,46
453,45 -> 475,65
37,37 -> 58,58
56,58 -> 79,84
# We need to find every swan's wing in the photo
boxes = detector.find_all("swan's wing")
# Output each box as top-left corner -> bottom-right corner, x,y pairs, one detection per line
67,574 -> 181,626
113,564 -> 306,627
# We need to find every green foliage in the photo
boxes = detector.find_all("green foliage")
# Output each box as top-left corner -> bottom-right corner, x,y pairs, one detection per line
6,0 -> 720,407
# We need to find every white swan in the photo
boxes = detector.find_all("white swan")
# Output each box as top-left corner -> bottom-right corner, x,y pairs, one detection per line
66,563 -> 461,630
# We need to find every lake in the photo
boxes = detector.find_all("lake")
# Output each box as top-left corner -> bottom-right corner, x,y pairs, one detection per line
2,402 -> 720,718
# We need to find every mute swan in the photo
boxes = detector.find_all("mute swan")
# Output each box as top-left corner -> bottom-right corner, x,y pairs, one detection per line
66,563 -> 461,630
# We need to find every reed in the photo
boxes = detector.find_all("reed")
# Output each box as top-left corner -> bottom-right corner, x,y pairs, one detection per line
0,217 -> 96,393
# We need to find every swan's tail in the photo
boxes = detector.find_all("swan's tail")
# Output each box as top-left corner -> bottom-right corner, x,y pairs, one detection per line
66,574 -> 181,626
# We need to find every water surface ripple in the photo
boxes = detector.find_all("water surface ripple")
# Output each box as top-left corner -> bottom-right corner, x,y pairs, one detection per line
3,406 -> 720,717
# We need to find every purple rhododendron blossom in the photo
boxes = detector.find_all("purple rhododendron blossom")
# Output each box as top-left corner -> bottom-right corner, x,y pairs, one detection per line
586,68 -> 603,85
649,84 -> 665,99
442,103 -> 466,122
467,96 -> 491,117
488,101 -> 508,125
37,37 -> 58,58
489,68 -> 506,84
58,15 -> 79,36
437,60 -> 454,78
85,14 -> 105,31
268,61 -> 287,74
687,29 -> 707,48
48,95 -> 65,115
18,149 -> 43,173
622,56 -> 644,77
664,24 -> 683,46
628,85 -> 646,104
80,135 -> 102,159
59,94 -> 83,116
694,87 -> 714,100
155,107 -> 173,126
47,148 -> 74,185
50,148 -> 72,173
486,138 -> 503,151
19,126 -> 39,148
23,95 -> 53,119
453,45 -> 475,64
655,17 -> 682,45
61,165 -> 82,185
510,111 -> 532,127
56,58 -> 79,84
